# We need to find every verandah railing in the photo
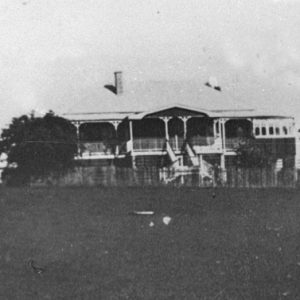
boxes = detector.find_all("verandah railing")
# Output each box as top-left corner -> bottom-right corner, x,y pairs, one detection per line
132,138 -> 166,152
169,136 -> 184,152
189,136 -> 215,146
79,138 -> 171,155
78,137 -> 249,156
132,136 -> 220,152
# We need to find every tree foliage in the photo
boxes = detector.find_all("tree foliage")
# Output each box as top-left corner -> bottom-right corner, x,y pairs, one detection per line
0,111 -> 77,185
236,137 -> 274,167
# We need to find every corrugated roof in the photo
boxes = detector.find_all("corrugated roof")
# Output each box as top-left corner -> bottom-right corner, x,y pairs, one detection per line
63,79 -> 293,121
64,112 -> 131,122
64,80 -> 247,113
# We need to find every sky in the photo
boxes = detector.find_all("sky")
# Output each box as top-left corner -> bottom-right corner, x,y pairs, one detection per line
0,0 -> 300,129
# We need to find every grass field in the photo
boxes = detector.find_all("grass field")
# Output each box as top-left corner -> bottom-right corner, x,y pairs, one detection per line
0,187 -> 300,299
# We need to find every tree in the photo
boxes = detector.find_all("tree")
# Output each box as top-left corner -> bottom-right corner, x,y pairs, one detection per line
236,137 -> 274,168
0,111 -> 77,185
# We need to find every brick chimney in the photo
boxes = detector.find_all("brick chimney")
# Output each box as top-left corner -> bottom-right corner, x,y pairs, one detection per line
114,71 -> 123,95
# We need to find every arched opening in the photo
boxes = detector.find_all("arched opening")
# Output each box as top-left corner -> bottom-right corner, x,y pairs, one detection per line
186,117 -> 214,146
255,126 -> 260,136
132,118 -> 165,138
168,117 -> 184,151
80,123 -> 116,141
79,122 -> 117,155
132,118 -> 165,151
225,119 -> 253,149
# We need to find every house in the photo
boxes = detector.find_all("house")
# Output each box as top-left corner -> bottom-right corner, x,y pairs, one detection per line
64,72 -> 296,180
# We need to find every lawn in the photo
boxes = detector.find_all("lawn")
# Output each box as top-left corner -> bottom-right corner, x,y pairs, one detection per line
0,187 -> 300,299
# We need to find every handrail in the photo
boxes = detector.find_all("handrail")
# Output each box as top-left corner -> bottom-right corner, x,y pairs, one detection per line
185,142 -> 199,166
165,140 -> 177,163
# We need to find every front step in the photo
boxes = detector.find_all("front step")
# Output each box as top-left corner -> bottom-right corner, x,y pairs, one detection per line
161,165 -> 213,184
163,139 -> 214,183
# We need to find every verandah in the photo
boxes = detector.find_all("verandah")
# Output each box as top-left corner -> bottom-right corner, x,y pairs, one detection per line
74,117 -> 253,156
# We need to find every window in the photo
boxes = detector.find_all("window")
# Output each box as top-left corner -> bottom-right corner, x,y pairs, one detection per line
283,126 -> 288,135
255,127 -> 260,136
269,126 -> 274,135
275,127 -> 280,135
262,127 -> 266,135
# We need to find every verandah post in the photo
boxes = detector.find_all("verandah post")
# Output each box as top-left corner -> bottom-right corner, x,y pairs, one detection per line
129,120 -> 133,146
162,117 -> 170,141
129,120 -> 136,169
74,122 -> 81,157
182,117 -> 188,140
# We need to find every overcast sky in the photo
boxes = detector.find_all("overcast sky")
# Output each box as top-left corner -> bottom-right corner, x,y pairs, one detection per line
0,0 -> 300,129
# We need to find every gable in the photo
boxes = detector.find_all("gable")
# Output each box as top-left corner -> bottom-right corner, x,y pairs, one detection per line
145,107 -> 208,118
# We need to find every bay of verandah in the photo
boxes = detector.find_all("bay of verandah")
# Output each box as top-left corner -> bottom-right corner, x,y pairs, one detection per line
0,186 -> 300,299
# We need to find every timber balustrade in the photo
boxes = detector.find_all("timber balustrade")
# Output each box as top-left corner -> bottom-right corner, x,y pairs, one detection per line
77,136 -> 251,156
169,136 -> 184,152
132,138 -> 166,152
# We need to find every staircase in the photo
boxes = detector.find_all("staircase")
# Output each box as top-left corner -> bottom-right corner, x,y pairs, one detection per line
166,140 -> 180,167
185,142 -> 199,166
162,140 -> 214,184
200,157 -> 214,179
164,140 -> 188,183
185,142 -> 213,179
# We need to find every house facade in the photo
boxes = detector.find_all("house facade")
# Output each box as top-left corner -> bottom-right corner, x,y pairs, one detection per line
64,72 -> 296,181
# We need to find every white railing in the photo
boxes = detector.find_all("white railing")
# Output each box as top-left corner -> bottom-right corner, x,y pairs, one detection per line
132,138 -> 166,152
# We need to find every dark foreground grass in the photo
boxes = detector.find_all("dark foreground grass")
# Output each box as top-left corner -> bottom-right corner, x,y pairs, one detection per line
0,187 -> 300,299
